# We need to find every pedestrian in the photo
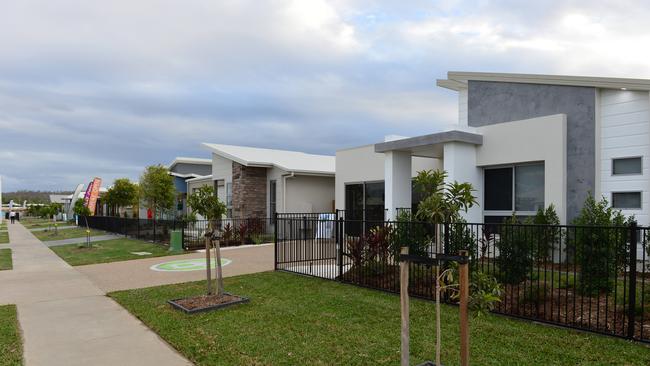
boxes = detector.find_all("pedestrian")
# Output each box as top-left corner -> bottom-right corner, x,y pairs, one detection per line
9,211 -> 15,224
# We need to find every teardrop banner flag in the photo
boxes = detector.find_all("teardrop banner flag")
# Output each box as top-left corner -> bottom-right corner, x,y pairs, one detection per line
86,177 -> 102,216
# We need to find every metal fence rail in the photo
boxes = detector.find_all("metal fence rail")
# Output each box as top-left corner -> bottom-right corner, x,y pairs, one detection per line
274,217 -> 650,343
81,216 -> 275,250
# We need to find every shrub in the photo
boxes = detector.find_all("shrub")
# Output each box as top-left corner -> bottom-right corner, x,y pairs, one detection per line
570,195 -> 630,296
366,225 -> 393,263
445,218 -> 478,258
345,236 -> 367,267
524,205 -> 561,263
392,211 -> 432,257
496,215 -> 533,284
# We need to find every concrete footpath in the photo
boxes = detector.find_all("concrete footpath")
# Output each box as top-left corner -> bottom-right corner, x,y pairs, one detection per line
44,234 -> 120,247
78,243 -> 275,293
0,222 -> 191,366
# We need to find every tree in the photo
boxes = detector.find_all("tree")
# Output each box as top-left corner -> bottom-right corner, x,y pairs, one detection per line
105,178 -> 139,217
139,165 -> 175,219
73,199 -> 91,217
187,185 -> 227,296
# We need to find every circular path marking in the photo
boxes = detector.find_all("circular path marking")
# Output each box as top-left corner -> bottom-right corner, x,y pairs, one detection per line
150,258 -> 232,272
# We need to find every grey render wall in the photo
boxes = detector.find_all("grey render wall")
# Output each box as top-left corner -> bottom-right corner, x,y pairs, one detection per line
468,81 -> 596,221
171,163 -> 212,176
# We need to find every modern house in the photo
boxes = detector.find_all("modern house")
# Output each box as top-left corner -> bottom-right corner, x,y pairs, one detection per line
336,71 -> 650,225
167,157 -> 212,217
202,143 -> 335,218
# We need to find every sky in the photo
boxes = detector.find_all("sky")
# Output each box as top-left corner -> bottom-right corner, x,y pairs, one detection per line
2,0 -> 650,191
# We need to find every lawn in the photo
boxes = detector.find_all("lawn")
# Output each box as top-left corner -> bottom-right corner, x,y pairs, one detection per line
20,218 -> 56,229
0,305 -> 22,365
0,231 -> 8,244
32,227 -> 105,241
50,238 -> 180,266
110,272 -> 650,366
0,249 -> 12,270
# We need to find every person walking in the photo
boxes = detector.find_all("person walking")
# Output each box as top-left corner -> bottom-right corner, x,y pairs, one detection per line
9,211 -> 15,224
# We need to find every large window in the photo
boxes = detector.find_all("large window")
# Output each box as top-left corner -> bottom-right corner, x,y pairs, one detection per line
484,163 -> 544,221
345,182 -> 385,235
613,157 -> 642,175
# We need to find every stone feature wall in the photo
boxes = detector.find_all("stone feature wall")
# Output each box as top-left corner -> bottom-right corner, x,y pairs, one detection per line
231,162 -> 267,218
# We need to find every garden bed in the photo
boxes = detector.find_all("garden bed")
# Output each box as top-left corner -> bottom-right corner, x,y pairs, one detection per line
168,293 -> 249,314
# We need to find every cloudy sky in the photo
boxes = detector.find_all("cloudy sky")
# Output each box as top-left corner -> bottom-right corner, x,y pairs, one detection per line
2,0 -> 650,191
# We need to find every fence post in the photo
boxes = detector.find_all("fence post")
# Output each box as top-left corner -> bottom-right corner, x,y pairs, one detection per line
627,221 -> 638,339
444,222 -> 450,254
274,212 -> 278,271
153,219 -> 157,243
337,217 -> 343,279
459,250 -> 470,366
124,217 -> 127,238
399,247 -> 410,366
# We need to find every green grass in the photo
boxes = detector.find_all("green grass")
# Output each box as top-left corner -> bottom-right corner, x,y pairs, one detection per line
0,249 -> 12,270
32,227 -> 105,241
0,305 -> 22,365
0,231 -> 8,244
49,238 -> 181,266
110,272 -> 650,366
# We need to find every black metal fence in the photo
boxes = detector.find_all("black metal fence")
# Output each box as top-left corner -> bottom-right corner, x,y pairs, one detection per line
275,216 -> 650,343
81,216 -> 275,250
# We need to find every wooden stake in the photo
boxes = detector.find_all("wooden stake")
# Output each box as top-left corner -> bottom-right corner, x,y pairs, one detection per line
400,247 -> 409,366
205,225 -> 213,295
459,250 -> 470,366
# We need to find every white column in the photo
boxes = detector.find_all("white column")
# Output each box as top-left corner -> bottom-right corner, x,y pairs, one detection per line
443,142 -> 482,223
385,151 -> 412,220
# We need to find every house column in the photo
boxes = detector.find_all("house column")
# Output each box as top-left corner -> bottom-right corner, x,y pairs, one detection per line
443,142 -> 482,223
384,151 -> 412,220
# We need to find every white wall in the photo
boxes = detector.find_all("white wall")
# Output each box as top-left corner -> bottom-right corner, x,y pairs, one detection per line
475,114 -> 568,223
444,142 -> 482,223
211,153 -> 233,181
458,88 -> 468,127
599,89 -> 650,225
285,175 -> 335,213
334,144 -> 441,210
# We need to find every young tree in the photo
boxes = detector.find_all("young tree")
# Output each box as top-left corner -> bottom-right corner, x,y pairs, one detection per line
187,185 -> 227,296
73,199 -> 91,217
413,170 -> 478,224
139,165 -> 175,219
105,178 -> 139,217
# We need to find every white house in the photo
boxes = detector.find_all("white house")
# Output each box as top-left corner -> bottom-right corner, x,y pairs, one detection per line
167,157 -> 213,217
336,71 -> 650,225
202,143 -> 335,218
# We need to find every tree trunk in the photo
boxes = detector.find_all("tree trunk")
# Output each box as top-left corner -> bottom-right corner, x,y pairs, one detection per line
205,221 -> 213,295
214,237 -> 225,296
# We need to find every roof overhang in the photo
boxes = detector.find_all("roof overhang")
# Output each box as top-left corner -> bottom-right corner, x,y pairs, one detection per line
202,143 -> 335,176
167,157 -> 212,170
374,130 -> 483,158
185,174 -> 213,183
169,172 -> 200,179
438,71 -> 650,91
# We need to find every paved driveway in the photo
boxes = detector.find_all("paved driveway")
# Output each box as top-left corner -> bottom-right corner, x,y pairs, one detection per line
76,243 -> 274,292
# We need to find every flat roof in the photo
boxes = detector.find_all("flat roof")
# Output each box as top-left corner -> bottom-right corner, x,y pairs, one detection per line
202,143 -> 335,176
374,130 -> 483,153
437,71 -> 650,91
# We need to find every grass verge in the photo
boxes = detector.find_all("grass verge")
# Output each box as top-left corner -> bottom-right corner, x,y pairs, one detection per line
0,249 -> 12,270
110,271 -> 650,366
50,238 -> 181,266
0,231 -> 8,244
32,227 -> 105,241
0,305 -> 22,365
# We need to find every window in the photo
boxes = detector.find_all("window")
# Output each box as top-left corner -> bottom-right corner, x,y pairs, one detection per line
612,192 -> 641,209
269,180 -> 277,217
226,183 -> 233,218
484,163 -> 544,221
613,157 -> 642,175
344,182 -> 385,235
